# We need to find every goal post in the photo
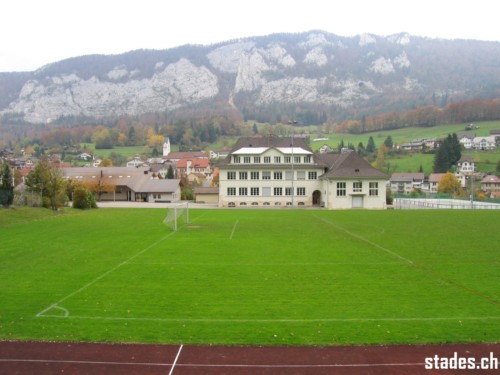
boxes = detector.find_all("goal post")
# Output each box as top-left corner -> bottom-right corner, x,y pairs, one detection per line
163,202 -> 189,231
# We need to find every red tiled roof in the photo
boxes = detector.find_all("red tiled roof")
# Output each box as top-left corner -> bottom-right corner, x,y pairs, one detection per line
176,158 -> 209,168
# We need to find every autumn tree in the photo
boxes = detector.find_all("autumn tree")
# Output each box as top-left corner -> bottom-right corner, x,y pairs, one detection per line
437,172 -> 463,197
375,144 -> 388,170
99,158 -> 113,167
84,170 -> 116,201
92,126 -> 114,149
25,158 -> 67,210
147,132 -> 165,149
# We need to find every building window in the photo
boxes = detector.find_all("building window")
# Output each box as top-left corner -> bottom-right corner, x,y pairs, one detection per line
274,171 -> 283,180
297,171 -> 305,180
233,156 -> 241,163
284,156 -> 291,163
254,156 -> 260,163
262,171 -> 271,180
227,171 -> 236,180
262,187 -> 271,197
250,171 -> 259,180
274,187 -> 283,196
353,181 -> 362,192
297,187 -> 306,196
285,170 -> 293,180
239,171 -> 248,180
337,182 -> 346,196
264,156 -> 271,163
239,187 -> 248,196
369,182 -> 379,196
243,156 -> 251,163
308,171 -> 317,180
294,156 -> 301,163
274,156 -> 281,163
285,187 -> 293,196
304,156 -> 311,163
228,187 -> 236,196
251,187 -> 259,196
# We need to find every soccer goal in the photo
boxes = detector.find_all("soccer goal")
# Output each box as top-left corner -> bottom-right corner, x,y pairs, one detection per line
163,202 -> 189,231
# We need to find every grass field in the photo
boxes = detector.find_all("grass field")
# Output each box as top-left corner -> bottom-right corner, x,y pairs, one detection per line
1,207 -> 499,346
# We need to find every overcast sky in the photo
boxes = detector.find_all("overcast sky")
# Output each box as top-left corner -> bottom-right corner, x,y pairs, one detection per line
1,0 -> 499,72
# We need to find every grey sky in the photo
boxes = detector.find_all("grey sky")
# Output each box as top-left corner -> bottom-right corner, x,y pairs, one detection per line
1,0 -> 498,72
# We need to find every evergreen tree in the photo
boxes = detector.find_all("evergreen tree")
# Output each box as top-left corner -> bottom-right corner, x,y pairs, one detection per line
357,142 -> 366,156
384,136 -> 393,149
167,165 -> 175,179
450,133 -> 462,165
0,163 -> 14,207
366,136 -> 376,153
337,139 -> 345,152
433,142 -> 450,173
433,133 -> 461,173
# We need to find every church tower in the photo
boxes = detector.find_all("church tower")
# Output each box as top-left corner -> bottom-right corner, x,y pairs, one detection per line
163,137 -> 171,157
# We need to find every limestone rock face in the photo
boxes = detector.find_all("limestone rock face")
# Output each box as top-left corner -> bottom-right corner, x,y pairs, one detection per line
6,59 -> 219,123
1,30 -> 499,124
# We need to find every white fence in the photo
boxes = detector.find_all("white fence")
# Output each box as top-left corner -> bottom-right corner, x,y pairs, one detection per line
394,198 -> 500,210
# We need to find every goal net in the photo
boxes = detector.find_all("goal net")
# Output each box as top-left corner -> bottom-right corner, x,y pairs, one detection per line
163,202 -> 189,231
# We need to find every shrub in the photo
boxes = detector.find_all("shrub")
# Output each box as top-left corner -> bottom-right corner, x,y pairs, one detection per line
73,185 -> 97,209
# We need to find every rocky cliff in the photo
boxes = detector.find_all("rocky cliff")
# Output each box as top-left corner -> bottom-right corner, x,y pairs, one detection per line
1,31 -> 500,125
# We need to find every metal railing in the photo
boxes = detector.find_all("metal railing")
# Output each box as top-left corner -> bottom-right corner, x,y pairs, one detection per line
394,198 -> 500,210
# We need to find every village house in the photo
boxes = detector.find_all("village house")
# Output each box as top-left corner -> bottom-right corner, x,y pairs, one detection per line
455,156 -> 476,187
319,144 -> 334,154
481,175 -> 500,197
218,136 -> 388,209
473,136 -> 497,151
176,158 -> 212,177
458,134 -> 475,149
193,187 -> 219,204
389,173 -> 425,194
63,166 -> 181,203
426,173 -> 446,194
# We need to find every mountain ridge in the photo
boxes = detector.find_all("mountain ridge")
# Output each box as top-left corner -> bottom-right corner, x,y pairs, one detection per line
1,30 -> 500,125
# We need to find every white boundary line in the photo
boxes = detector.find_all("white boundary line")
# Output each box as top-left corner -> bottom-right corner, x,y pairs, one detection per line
175,362 -> 425,368
311,214 -> 414,265
36,230 -> 179,318
229,220 -> 239,240
311,214 -> 500,305
0,358 -> 424,368
168,344 -> 183,375
0,358 -> 170,366
126,262 -> 401,266
37,315 -> 500,323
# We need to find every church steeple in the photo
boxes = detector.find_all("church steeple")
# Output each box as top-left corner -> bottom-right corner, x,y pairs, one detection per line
163,137 -> 171,157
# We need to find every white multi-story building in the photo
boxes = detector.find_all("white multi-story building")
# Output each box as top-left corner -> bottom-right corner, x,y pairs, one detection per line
218,136 -> 388,209
455,156 -> 476,187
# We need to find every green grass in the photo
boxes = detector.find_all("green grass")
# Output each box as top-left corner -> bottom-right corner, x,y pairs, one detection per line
1,207 -> 499,346
309,120 -> 500,150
